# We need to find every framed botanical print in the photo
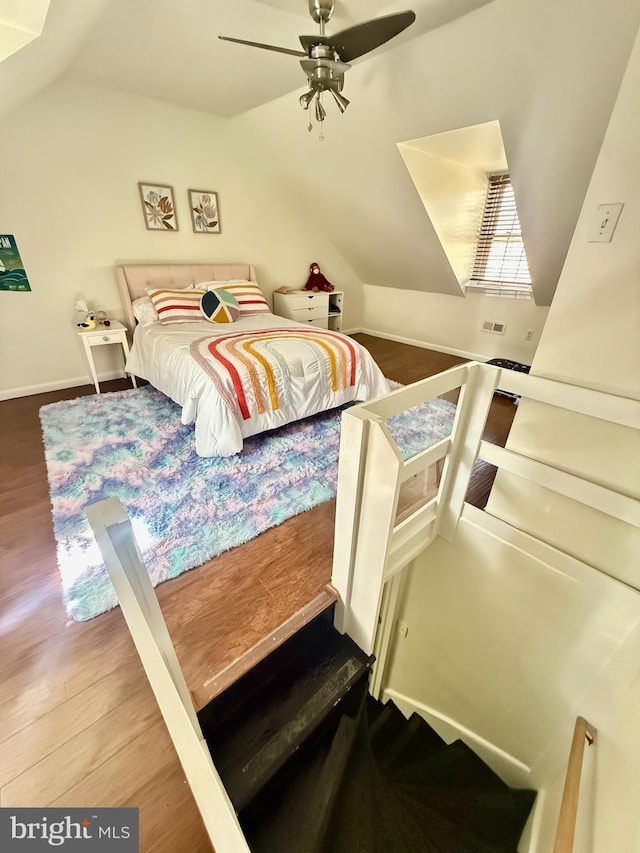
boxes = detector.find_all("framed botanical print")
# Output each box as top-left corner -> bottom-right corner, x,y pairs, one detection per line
138,182 -> 178,231
189,189 -> 221,234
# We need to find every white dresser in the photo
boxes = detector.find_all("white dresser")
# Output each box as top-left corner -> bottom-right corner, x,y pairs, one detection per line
273,290 -> 343,332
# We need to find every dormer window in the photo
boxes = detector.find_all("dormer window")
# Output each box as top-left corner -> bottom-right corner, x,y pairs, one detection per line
468,173 -> 532,297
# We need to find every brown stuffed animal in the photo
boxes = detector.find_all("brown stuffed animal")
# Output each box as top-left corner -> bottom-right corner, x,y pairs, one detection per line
304,262 -> 334,293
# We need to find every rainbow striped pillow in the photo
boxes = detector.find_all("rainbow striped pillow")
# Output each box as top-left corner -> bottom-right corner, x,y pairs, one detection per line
204,280 -> 270,316
147,288 -> 206,324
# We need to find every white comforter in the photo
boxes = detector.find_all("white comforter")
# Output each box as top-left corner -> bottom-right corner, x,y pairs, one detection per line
126,314 -> 390,456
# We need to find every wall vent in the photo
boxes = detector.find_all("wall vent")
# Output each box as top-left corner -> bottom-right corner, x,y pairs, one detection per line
481,320 -> 507,335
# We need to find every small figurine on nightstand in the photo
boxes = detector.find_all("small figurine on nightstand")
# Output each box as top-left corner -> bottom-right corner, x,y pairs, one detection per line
304,262 -> 334,293
96,310 -> 111,327
77,311 -> 97,330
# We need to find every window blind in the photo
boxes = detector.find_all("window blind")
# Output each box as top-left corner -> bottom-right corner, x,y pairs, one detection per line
470,173 -> 532,290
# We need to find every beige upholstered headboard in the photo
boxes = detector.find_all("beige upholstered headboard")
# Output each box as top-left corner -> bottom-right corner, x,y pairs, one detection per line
115,262 -> 257,330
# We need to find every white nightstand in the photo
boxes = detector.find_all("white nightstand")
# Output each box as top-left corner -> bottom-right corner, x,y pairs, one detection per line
76,320 -> 137,394
273,290 -> 343,331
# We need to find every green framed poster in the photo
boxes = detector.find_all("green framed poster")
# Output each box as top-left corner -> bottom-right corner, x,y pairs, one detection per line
0,234 -> 31,292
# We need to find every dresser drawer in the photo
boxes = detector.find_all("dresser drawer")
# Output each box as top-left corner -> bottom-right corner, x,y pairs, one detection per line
305,317 -> 329,329
89,332 -> 126,346
292,305 -> 328,323
287,292 -> 329,310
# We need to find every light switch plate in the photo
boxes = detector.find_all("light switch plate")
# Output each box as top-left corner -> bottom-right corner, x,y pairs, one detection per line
588,203 -> 624,242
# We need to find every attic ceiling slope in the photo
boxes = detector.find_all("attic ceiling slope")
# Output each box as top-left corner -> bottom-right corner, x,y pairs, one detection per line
0,0 -> 111,121
0,0 -> 51,63
223,0 -> 640,305
64,0 -> 495,117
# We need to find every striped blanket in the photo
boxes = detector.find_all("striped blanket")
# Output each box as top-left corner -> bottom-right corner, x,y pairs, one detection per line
190,327 -> 360,421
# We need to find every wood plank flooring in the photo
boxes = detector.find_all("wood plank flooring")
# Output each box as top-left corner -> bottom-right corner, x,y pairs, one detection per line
0,337 -> 516,850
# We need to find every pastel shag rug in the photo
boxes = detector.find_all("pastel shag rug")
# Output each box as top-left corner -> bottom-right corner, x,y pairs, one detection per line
40,385 -> 455,621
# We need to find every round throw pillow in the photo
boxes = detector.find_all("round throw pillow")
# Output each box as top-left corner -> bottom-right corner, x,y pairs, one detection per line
200,288 -> 241,323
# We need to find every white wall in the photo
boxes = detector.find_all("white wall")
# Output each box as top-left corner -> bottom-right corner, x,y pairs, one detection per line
484,26 -> 640,850
362,286 -> 549,363
488,23 -> 640,586
383,514 -> 640,783
396,144 -> 486,288
0,81 -> 365,397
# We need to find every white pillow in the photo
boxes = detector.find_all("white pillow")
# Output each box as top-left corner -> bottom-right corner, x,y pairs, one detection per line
132,296 -> 158,326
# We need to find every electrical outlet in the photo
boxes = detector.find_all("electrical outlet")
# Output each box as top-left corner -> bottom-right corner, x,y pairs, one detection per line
525,329 -> 534,342
397,620 -> 409,639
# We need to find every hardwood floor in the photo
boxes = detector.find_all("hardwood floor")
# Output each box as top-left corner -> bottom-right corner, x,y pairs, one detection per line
0,338 -> 516,850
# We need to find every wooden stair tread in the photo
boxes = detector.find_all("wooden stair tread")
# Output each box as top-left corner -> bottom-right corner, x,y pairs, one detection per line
196,585 -> 338,707
389,739 -> 512,792
244,681 -> 368,853
326,711 -> 475,853
392,786 -> 507,853
396,784 -> 537,852
365,696 -> 385,730
200,613 -> 372,810
301,688 -> 365,853
376,711 -> 446,773
241,728 -> 332,853
368,702 -> 407,756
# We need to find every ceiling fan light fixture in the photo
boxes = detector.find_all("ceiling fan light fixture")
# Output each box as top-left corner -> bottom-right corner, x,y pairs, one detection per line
220,1 -> 416,128
329,89 -> 349,113
299,88 -> 316,109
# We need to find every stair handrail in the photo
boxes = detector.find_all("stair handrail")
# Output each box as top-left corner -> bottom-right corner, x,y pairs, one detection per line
553,716 -> 597,853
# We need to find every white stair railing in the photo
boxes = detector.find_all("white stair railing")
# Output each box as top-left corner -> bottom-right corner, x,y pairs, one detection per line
332,362 -> 494,655
85,498 -> 250,853
332,362 -> 640,674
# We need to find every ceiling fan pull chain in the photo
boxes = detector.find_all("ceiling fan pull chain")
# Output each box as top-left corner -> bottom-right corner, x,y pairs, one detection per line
319,121 -> 325,142
308,119 -> 313,133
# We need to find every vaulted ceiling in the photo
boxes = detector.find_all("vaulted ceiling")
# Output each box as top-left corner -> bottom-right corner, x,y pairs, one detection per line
1,0 -> 638,307
0,0 -> 494,119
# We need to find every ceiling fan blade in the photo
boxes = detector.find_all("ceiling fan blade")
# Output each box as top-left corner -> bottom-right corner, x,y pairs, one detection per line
320,10 -> 416,62
218,36 -> 306,58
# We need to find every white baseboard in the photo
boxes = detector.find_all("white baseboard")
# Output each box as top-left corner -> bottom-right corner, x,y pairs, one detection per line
0,370 -> 126,401
382,687 -> 531,788
357,328 -> 489,363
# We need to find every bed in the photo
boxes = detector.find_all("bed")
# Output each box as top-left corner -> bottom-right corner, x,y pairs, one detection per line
115,262 -> 390,457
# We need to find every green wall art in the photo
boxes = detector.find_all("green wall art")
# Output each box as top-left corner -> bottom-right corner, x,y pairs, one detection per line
0,234 -> 31,292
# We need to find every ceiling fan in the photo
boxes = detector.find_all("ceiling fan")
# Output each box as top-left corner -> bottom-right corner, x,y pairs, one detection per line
219,0 -> 416,124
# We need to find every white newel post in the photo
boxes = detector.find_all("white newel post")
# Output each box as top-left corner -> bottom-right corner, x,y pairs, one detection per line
333,416 -> 403,655
436,363 -> 499,541
85,497 -> 250,853
332,410 -> 369,635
